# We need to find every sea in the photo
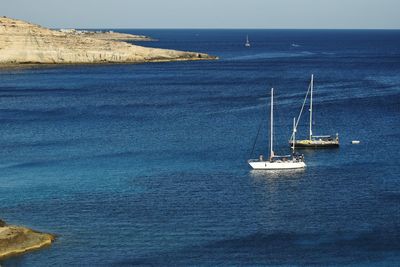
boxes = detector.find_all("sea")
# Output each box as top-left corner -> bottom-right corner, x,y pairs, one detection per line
1,29 -> 400,266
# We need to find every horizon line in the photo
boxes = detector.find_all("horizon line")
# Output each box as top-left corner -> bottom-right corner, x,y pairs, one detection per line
57,27 -> 400,31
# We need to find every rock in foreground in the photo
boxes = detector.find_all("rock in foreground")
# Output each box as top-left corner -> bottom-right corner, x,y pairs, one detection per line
0,222 -> 54,259
0,17 -> 216,65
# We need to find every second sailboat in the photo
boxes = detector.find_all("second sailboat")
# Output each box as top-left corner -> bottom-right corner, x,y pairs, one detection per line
289,75 -> 339,148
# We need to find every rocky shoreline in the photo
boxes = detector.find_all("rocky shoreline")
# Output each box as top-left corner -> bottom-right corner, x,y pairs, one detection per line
76,30 -> 155,41
0,220 -> 54,259
0,16 -> 216,65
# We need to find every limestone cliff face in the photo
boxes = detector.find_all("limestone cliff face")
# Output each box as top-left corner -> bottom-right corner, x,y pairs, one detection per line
0,17 -> 215,64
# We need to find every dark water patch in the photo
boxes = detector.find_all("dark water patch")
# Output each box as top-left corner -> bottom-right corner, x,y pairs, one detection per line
0,94 -> 27,98
0,139 -> 81,149
5,159 -> 62,169
0,107 -> 86,121
317,80 -> 398,92
196,94 -> 264,104
95,102 -> 179,111
379,192 -> 400,203
319,92 -> 400,110
0,87 -> 85,94
116,229 -> 400,266
227,51 -> 316,61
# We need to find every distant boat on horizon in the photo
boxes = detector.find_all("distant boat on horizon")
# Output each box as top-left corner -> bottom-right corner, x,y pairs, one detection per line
245,35 -> 251,47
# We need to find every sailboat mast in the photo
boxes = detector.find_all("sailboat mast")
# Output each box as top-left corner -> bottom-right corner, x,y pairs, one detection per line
293,117 -> 296,153
309,74 -> 314,140
270,88 -> 274,159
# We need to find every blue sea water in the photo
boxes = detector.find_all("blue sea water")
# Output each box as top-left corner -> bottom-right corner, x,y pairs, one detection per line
0,29 -> 400,266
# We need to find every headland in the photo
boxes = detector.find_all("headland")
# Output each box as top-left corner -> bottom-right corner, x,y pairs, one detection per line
0,16 -> 216,65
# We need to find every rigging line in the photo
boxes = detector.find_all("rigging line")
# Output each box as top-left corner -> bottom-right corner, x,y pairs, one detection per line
312,80 -> 316,127
290,81 -> 311,141
249,105 -> 266,159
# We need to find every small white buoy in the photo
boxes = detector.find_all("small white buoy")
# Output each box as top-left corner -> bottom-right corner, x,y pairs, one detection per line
352,140 -> 360,144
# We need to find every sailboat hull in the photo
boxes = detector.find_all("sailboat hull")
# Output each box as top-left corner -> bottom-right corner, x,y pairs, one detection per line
290,140 -> 339,148
248,160 -> 306,170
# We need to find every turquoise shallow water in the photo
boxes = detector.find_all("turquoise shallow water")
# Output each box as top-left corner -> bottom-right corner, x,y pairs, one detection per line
1,30 -> 400,266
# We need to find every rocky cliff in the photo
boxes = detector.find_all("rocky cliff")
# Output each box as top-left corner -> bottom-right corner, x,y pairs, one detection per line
0,17 -> 215,64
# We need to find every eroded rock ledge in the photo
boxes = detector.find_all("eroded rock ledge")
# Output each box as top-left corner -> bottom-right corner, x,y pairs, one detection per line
0,16 -> 216,65
70,30 -> 155,41
0,220 -> 54,259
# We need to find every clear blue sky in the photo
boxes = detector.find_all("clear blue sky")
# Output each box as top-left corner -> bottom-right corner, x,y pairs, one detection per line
2,0 -> 400,29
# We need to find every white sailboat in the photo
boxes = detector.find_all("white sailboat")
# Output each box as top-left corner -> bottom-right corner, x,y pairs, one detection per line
245,35 -> 251,47
289,74 -> 339,148
248,88 -> 306,170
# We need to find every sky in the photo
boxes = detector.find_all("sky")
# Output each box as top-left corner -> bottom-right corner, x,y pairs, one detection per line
1,0 -> 400,29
